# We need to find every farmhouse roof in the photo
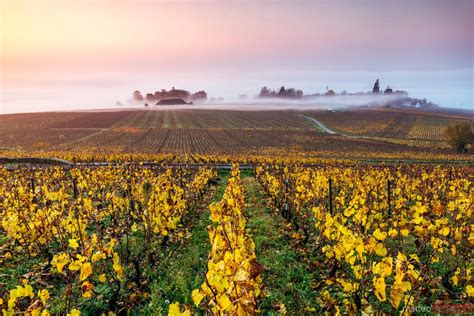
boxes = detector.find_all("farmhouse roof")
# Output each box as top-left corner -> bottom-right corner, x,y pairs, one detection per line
156,98 -> 189,105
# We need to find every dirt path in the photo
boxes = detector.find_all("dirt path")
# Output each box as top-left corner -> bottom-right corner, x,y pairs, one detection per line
304,115 -> 372,141
304,116 -> 338,135
242,175 -> 318,313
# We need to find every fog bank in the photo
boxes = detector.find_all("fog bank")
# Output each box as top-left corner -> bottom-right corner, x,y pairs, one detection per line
1,69 -> 472,114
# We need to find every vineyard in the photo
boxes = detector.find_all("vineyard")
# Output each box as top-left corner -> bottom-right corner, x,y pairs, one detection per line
2,0 -> 473,313
0,108 -> 473,315
307,108 -> 473,142
1,109 -> 472,160
1,161 -> 472,315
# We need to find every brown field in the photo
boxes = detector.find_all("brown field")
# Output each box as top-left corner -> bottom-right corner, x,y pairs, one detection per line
0,108 -> 472,158
306,108 -> 474,141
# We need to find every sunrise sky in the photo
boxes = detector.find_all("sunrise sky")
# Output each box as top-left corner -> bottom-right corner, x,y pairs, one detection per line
0,0 -> 473,113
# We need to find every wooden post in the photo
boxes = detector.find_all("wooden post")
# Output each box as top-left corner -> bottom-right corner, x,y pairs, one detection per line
129,199 -> 135,213
30,178 -> 35,193
73,178 -> 78,199
30,178 -> 37,203
329,178 -> 333,215
387,179 -> 391,217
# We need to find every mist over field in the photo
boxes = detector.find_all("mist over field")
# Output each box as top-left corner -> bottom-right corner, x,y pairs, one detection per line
1,69 -> 472,114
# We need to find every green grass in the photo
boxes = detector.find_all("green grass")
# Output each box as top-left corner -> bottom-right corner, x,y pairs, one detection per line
136,170 -> 229,315
0,251 -> 44,290
242,175 -> 318,314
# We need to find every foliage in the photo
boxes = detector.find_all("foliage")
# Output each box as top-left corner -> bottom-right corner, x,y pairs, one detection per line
1,157 -> 473,314
445,124 -> 472,153
170,166 -> 263,315
0,165 -> 215,314
256,164 -> 473,314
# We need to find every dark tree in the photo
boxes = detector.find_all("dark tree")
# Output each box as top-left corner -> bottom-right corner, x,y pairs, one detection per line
132,90 -> 144,102
445,124 -> 472,153
278,86 -> 286,96
191,90 -> 208,101
259,86 -> 302,98
259,86 -> 272,97
372,79 -> 380,94
146,93 -> 155,101
384,86 -> 393,94
325,90 -> 336,96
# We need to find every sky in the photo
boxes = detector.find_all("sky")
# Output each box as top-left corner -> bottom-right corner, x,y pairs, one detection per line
0,0 -> 473,113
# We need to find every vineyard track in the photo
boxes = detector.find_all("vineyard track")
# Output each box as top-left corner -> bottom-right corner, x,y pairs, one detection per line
304,116 -> 338,135
243,175 -> 317,312
138,171 -> 227,314
305,115 -> 384,143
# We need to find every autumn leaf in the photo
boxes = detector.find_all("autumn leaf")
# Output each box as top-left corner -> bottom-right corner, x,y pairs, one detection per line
80,262 -> 92,281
